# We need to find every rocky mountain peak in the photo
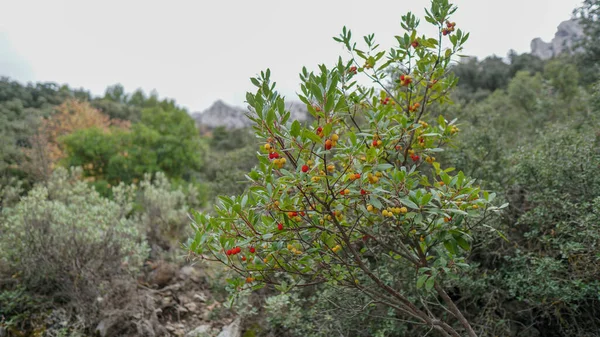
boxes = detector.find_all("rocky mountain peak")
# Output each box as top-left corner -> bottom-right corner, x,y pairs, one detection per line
530,19 -> 583,60
192,99 -> 308,130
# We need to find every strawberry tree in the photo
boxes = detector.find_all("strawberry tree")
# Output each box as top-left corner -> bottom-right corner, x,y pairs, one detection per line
188,1 -> 504,336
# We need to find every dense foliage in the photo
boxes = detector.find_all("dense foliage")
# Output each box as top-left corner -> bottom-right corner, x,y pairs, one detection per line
1,0 -> 600,336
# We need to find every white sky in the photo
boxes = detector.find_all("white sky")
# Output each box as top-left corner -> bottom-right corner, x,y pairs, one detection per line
0,0 -> 582,113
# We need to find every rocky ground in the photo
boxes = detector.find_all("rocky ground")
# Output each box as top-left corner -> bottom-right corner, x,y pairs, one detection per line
94,263 -> 242,337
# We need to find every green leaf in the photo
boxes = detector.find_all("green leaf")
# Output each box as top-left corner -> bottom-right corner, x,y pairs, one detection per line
303,129 -> 322,143
455,236 -> 470,251
290,120 -> 301,137
400,198 -> 419,209
444,240 -> 457,255
425,276 -> 435,291
416,275 -> 428,289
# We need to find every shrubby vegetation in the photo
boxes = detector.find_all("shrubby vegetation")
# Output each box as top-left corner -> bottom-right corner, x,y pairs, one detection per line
2,0 -> 600,336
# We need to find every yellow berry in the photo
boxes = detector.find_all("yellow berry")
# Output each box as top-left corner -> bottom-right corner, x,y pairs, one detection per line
367,205 -> 374,212
331,134 -> 339,141
344,188 -> 350,195
327,164 -> 335,172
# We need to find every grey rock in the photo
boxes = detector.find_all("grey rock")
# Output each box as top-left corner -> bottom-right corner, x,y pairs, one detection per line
186,324 -> 212,337
217,318 -> 242,337
95,320 -> 108,337
184,301 -> 198,312
192,100 -> 308,130
531,19 -> 584,60
193,293 -> 207,302
138,319 -> 156,337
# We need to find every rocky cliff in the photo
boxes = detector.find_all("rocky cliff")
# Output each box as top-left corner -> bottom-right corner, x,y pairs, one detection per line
192,99 -> 308,130
531,19 -> 584,60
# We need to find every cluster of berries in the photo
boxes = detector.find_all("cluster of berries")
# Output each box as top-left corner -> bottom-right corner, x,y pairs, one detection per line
267,147 -> 286,168
425,156 -> 436,164
226,246 -> 242,256
348,66 -> 358,74
273,157 -> 286,168
381,206 -> 408,217
380,96 -> 393,105
442,21 -> 456,36
346,172 -> 361,181
324,133 -> 339,150
311,170 -> 326,182
367,172 -> 382,184
325,210 -> 343,221
287,211 -> 304,222
450,125 -> 460,134
372,134 -> 383,147
408,102 -> 421,112
339,188 -> 351,196
331,244 -> 342,253
400,74 -> 413,86
287,244 -> 303,255
408,149 -> 420,162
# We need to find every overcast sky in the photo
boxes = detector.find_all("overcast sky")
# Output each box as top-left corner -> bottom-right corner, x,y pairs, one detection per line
0,0 -> 582,112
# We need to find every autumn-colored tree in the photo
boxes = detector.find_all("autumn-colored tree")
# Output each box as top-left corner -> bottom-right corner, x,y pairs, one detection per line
22,99 -> 129,181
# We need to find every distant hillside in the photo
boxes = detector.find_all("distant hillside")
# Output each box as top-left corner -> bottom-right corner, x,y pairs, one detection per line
531,19 -> 583,60
192,99 -> 308,130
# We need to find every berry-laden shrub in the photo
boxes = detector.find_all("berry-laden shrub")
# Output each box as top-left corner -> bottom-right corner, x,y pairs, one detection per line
188,1 -> 504,336
0,167 -> 148,320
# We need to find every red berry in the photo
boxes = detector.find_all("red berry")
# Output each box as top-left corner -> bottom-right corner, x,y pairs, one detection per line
301,165 -> 309,173
316,126 -> 323,134
277,223 -> 284,230
411,154 -> 420,162
226,249 -> 232,256
300,211 -> 305,216
411,40 -> 419,48
349,66 -> 357,74
360,189 -> 367,195
354,173 -> 361,179
235,246 -> 241,254
249,247 -> 256,253
372,140 -> 378,147
339,190 -> 345,195
241,256 -> 247,261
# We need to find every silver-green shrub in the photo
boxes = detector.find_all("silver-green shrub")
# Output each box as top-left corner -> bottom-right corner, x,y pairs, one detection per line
0,167 -> 148,307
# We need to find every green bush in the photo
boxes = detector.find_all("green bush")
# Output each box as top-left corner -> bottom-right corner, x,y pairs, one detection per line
0,167 -> 148,319
136,171 -> 200,255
